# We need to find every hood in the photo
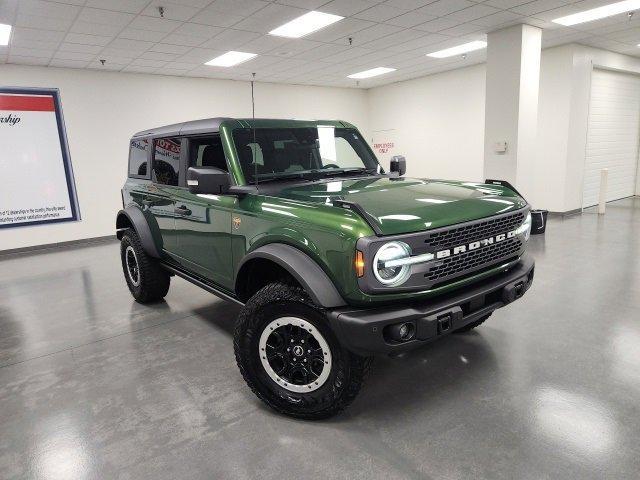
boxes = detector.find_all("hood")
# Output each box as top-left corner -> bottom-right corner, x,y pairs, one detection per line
276,177 -> 527,235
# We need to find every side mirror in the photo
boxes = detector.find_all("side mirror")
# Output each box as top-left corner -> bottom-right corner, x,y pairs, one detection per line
187,167 -> 230,194
390,155 -> 406,176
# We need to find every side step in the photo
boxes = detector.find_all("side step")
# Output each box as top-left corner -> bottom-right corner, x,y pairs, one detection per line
161,263 -> 244,306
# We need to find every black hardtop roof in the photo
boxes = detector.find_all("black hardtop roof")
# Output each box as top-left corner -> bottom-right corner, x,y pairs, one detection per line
131,118 -> 354,139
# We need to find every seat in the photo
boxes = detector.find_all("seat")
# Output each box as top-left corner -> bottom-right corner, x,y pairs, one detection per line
201,144 -> 227,171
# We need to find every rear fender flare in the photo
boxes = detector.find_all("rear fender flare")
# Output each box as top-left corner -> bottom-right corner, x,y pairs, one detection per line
116,206 -> 161,258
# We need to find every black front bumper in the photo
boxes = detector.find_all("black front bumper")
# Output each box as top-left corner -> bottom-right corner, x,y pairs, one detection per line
328,254 -> 535,356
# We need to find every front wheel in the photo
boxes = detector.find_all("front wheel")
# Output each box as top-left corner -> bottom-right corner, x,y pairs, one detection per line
120,228 -> 170,303
234,283 -> 371,419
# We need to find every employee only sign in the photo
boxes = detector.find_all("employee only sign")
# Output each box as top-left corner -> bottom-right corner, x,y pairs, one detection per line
0,88 -> 80,228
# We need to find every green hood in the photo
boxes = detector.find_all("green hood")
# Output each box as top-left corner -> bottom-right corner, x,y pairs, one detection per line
277,177 -> 527,235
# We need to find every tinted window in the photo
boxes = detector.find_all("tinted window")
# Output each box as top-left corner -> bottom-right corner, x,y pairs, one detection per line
153,137 -> 181,186
189,136 -> 227,171
129,138 -> 149,177
232,127 -> 379,183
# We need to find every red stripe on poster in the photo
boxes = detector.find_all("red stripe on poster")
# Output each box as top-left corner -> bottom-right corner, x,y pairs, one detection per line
0,95 -> 55,112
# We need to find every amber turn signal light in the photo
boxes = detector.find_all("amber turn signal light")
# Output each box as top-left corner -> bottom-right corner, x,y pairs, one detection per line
355,250 -> 365,277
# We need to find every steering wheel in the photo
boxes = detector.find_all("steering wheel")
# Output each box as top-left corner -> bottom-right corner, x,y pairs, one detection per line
322,163 -> 340,169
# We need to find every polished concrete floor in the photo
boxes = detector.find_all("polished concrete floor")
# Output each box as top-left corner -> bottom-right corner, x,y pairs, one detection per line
1,197 -> 639,479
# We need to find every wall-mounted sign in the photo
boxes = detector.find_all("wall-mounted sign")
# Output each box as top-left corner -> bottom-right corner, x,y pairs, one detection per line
371,129 -> 399,170
0,87 -> 80,228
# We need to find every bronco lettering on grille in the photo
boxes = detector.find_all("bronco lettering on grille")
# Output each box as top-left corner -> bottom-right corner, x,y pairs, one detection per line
435,230 -> 517,259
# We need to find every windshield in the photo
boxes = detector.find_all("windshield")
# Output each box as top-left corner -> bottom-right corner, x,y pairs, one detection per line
232,126 -> 381,184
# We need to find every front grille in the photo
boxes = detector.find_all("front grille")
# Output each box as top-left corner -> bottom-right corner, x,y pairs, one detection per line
424,211 -> 525,250
426,237 -> 522,281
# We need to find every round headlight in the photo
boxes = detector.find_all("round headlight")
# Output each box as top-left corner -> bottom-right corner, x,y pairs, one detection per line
373,241 -> 412,286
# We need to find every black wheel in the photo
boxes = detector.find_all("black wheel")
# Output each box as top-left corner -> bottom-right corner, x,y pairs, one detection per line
234,282 -> 372,420
120,228 -> 170,303
454,313 -> 492,333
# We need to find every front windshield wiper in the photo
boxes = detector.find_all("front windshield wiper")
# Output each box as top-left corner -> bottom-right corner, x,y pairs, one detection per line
249,167 -> 378,184
320,167 -> 377,177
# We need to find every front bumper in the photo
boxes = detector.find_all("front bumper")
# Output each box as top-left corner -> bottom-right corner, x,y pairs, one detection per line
327,254 -> 535,356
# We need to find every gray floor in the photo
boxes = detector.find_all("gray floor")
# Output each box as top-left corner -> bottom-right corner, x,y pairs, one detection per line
1,198 -> 639,480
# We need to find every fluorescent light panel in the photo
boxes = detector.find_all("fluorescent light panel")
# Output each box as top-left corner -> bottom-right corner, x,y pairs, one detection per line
269,11 -> 343,38
205,51 -> 257,67
0,23 -> 11,46
553,0 -> 640,26
427,41 -> 487,58
347,67 -> 396,79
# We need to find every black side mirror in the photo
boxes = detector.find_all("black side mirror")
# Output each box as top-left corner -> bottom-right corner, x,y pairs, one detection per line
187,167 -> 230,194
390,155 -> 406,176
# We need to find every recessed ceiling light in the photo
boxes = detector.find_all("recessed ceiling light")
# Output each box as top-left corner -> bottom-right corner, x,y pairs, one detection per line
205,51 -> 257,67
427,40 -> 487,58
347,67 -> 396,79
269,11 -> 344,38
0,23 -> 11,46
553,0 -> 640,26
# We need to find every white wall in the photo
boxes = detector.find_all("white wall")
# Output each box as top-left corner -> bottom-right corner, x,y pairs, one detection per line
0,64 -> 370,252
367,63 -> 486,181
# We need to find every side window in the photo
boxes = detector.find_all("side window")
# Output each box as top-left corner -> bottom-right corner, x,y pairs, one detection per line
189,136 -> 228,171
129,138 -> 149,177
153,137 -> 181,186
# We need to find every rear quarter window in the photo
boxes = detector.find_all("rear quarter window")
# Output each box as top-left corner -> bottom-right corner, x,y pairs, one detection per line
129,138 -> 149,178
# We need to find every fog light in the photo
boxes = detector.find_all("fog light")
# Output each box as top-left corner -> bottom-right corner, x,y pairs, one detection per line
385,322 -> 415,342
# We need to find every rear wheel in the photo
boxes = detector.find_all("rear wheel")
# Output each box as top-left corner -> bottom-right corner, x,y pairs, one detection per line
120,229 -> 170,303
234,282 -> 371,419
454,313 -> 492,333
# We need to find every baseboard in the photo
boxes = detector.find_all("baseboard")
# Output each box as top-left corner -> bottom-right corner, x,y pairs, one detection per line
0,235 -> 117,258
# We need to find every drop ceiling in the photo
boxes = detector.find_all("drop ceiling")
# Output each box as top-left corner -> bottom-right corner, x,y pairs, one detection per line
1,0 -> 640,88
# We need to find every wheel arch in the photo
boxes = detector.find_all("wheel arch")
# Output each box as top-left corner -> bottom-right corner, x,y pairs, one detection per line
116,206 -> 161,258
235,244 -> 347,308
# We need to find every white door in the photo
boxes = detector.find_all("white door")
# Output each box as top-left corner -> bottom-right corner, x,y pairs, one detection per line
583,69 -> 640,208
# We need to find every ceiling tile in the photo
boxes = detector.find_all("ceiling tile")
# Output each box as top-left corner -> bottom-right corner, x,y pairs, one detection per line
9,37 -> 58,50
119,28 -> 167,42
360,27 -> 425,50
172,23 -> 225,38
77,8 -> 135,26
483,0 -> 531,8
415,0 -> 475,17
53,50 -> 96,61
95,52 -> 136,63
85,0 -> 149,14
385,11 -> 437,28
446,4 -> 501,22
236,34 -> 290,54
181,47 -> 226,62
163,0 -> 212,9
296,43 -> 351,61
58,43 -> 103,54
190,9 -> 245,28
208,0 -> 271,17
130,58 -> 169,67
231,4 -> 306,33
70,21 -> 125,36
88,61 -> 126,71
383,0 -> 436,9
65,33 -> 114,46
339,23 -> 404,45
149,43 -> 192,54
470,10 -> 524,27
15,13 -> 75,32
321,0 -> 376,17
18,0 -> 81,20
439,23 -> 486,36
305,17 -> 374,42
161,33 -> 208,46
413,17 -> 459,32
199,29 -> 263,49
10,27 -> 65,43
510,0 -> 574,16
127,16 -> 182,33
274,0 -> 328,9
138,51 -> 179,61
141,1 -> 200,21
354,4 -> 407,22
10,46 -> 55,58
9,55 -> 51,65
122,65 -> 159,73
108,38 -> 155,52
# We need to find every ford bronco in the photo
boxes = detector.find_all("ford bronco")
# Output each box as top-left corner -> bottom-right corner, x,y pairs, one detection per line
117,118 -> 534,419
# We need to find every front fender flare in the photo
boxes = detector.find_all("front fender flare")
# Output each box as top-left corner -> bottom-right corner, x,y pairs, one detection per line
116,206 -> 161,258
237,244 -> 347,308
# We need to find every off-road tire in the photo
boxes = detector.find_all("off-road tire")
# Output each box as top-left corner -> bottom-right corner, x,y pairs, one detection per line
454,313 -> 492,333
234,282 -> 372,420
120,228 -> 170,303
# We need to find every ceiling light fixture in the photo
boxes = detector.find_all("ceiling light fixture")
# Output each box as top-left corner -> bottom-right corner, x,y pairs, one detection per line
553,0 -> 640,26
347,67 -> 396,79
0,23 -> 12,46
427,41 -> 487,58
205,51 -> 257,67
269,11 -> 343,38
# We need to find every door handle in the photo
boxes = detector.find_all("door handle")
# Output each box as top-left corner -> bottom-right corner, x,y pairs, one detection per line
174,205 -> 192,216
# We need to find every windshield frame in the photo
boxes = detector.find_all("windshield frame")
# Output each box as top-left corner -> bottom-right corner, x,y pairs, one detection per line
227,125 -> 383,185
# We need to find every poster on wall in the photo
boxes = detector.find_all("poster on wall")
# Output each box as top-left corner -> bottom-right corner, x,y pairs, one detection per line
0,87 -> 80,229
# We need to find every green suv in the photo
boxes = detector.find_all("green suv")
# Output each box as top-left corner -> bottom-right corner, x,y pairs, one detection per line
117,118 -> 534,419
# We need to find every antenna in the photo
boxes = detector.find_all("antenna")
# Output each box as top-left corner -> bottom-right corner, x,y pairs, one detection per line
251,73 -> 258,191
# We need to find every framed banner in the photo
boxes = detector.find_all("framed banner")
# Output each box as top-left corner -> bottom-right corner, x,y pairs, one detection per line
0,87 -> 80,228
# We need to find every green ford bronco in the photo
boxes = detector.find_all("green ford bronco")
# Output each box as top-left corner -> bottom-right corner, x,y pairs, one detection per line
117,118 -> 534,419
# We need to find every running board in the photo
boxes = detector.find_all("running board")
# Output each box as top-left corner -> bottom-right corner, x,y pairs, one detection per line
161,263 -> 244,306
